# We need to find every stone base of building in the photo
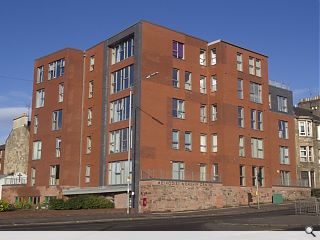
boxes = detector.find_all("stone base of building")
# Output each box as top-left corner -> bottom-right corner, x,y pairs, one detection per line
139,180 -> 311,213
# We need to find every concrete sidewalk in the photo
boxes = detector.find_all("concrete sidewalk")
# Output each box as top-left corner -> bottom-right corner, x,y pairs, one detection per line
0,202 -> 299,227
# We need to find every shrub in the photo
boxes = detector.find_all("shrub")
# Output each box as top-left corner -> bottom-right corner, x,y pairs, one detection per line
48,195 -> 114,210
48,198 -> 65,210
0,199 -> 9,212
14,199 -> 32,210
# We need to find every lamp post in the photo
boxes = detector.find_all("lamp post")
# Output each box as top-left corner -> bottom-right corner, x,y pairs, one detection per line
126,71 -> 159,215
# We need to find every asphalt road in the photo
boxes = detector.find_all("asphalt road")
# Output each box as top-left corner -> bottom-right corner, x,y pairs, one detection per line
1,208 -> 320,231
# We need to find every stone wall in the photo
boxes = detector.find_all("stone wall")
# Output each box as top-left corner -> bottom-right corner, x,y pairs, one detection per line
4,125 -> 29,174
2,185 -> 63,203
139,180 -> 311,213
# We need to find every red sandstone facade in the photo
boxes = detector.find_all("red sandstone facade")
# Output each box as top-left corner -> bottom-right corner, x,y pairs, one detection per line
3,21 -> 299,210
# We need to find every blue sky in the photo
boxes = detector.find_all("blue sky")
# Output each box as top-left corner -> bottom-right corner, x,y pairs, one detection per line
0,0 -> 319,144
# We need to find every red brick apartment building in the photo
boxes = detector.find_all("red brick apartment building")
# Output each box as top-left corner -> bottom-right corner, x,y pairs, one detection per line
2,21 -> 309,211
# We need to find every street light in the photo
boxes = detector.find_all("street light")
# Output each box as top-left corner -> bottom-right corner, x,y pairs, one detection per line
126,71 -> 159,215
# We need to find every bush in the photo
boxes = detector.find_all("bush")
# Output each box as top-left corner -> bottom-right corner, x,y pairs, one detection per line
0,199 -> 9,212
14,199 -> 32,210
48,195 -> 114,210
48,198 -> 65,210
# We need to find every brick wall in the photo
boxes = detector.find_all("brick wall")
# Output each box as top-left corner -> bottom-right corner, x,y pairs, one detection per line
139,180 -> 311,212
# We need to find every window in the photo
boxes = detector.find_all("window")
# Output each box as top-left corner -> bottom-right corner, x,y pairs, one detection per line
58,83 -> 64,102
31,168 -> 36,186
298,120 -> 312,137
236,53 -> 243,71
108,160 -> 132,185
213,163 -> 219,182
269,94 -> 272,109
36,89 -> 45,108
55,138 -> 61,158
279,146 -> 289,164
211,48 -> 217,65
48,59 -> 65,80
172,162 -> 185,180
200,49 -> 206,65
200,134 -> 207,152
172,41 -> 184,59
110,96 -> 130,123
251,138 -> 264,159
89,56 -> 95,71
112,38 -> 134,64
172,99 -> 185,119
88,81 -> 94,98
249,57 -> 255,75
237,79 -> 243,99
238,107 -> 244,128
111,65 -> 134,93
239,136 -> 245,157
250,109 -> 257,130
211,104 -> 217,121
211,75 -> 217,92
278,120 -> 288,139
240,165 -> 245,186
37,66 -> 44,83
184,71 -> 192,90
85,165 -> 91,183
172,130 -> 179,150
109,128 -> 131,154
200,76 -> 206,94
172,68 -> 179,88
277,96 -> 288,112
212,134 -> 218,153
34,115 -> 38,134
184,132 -> 192,151
200,105 -> 207,123
86,136 -> 92,154
49,165 -> 60,186
200,164 -> 207,181
250,82 -> 262,103
32,141 -> 42,160
88,108 -> 92,126
52,110 -> 63,131
257,111 -> 263,130
252,166 -> 264,187
255,59 -> 261,77
317,125 -> 320,140
280,171 -> 290,186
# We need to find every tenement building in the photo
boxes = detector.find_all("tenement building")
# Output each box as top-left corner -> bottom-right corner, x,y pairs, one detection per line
2,21 -> 310,212
294,97 -> 320,188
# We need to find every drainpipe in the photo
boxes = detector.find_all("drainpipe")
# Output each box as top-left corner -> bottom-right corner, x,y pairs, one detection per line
78,52 -> 86,187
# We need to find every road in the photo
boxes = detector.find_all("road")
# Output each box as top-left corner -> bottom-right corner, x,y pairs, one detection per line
1,207 -> 320,231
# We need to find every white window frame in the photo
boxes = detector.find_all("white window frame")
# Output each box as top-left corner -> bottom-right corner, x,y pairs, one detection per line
255,59 -> 261,77
211,104 -> 217,121
250,82 -> 262,103
89,56 -> 95,71
239,136 -> 245,157
86,136 -> 92,154
238,106 -> 244,128
184,131 -> 192,151
277,96 -> 288,113
172,99 -> 185,119
172,162 -> 185,180
200,134 -> 207,152
237,79 -> 243,99
278,120 -> 288,139
31,168 -> 36,186
37,66 -> 44,83
172,68 -> 179,88
58,83 -> 64,102
236,53 -> 243,71
212,134 -> 218,153
213,163 -> 219,182
184,71 -> 192,90
85,165 -> 91,183
172,41 -> 184,59
200,104 -> 207,123
251,138 -> 264,159
172,130 -> 180,150
249,57 -> 255,75
211,48 -> 217,65
34,115 -> 38,134
200,75 -> 206,94
199,164 -> 207,181
55,137 -> 61,158
88,81 -> 94,98
36,89 -> 45,108
279,146 -> 289,164
211,75 -> 217,92
88,108 -> 92,126
240,165 -> 245,186
200,49 -> 206,66
32,141 -> 42,160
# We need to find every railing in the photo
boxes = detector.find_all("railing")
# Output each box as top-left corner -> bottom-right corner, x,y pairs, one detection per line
295,198 -> 320,215
272,178 -> 311,188
269,80 -> 290,90
141,169 -> 222,183
3,177 -> 27,185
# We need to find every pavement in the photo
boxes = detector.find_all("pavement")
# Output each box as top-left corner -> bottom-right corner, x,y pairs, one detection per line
0,202 -> 303,227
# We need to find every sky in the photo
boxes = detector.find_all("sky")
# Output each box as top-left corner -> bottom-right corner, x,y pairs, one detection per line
0,0 -> 319,144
